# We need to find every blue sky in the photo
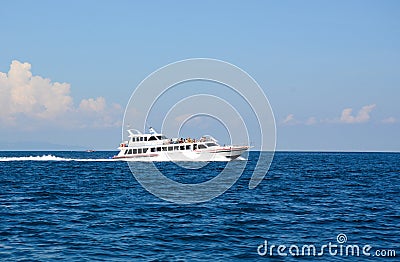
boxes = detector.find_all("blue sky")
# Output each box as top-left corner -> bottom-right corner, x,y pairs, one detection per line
0,0 -> 399,151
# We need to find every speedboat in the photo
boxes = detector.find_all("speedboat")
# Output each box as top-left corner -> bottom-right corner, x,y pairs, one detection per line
113,127 -> 250,161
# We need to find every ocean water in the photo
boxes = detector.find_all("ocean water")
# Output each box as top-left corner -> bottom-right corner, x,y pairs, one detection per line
0,151 -> 399,261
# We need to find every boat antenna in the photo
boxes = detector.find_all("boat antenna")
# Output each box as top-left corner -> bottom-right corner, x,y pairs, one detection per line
149,127 -> 157,135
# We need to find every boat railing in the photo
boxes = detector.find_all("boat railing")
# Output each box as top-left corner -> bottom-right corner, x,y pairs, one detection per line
200,135 -> 218,142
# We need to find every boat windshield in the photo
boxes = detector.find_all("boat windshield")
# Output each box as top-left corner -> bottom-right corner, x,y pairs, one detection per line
148,135 -> 168,141
206,142 -> 218,147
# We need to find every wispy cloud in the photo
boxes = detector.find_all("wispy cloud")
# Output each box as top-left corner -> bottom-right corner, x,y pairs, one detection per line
339,104 -> 376,124
382,117 -> 397,124
281,114 -> 318,126
282,114 -> 296,125
305,117 -> 317,125
174,113 -> 193,124
0,60 -> 122,127
174,113 -> 210,128
281,104 -> 379,126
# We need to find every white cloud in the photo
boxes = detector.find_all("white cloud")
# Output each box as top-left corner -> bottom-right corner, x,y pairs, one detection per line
175,113 -> 193,123
0,60 -> 73,122
282,114 -> 295,125
382,117 -> 397,124
79,97 -> 106,112
281,104 -> 378,127
305,117 -> 317,125
174,113 -> 207,128
0,60 -> 122,127
339,104 -> 376,124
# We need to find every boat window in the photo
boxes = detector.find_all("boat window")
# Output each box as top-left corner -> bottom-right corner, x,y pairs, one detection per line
128,149 -> 132,154
124,149 -> 128,155
206,143 -> 218,147
151,148 -> 155,152
186,145 -> 191,150
157,147 -> 161,152
138,148 -> 142,154
149,136 -> 157,141
161,136 -> 167,139
162,147 -> 167,151
140,137 -> 143,141
168,146 -> 173,151
157,136 -> 162,140
143,148 -> 148,153
193,144 -> 197,150
144,137 -> 147,141
198,144 -> 207,149
174,146 -> 179,151
180,146 -> 185,150
133,149 -> 137,154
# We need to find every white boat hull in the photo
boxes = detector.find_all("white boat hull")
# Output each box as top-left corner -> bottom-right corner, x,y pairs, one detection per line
113,146 -> 249,161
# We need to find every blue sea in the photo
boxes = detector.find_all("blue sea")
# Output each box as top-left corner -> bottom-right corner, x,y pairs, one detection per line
0,151 -> 399,261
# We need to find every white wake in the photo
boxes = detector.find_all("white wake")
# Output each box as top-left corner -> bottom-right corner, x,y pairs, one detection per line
0,154 -> 248,162
0,154 -> 118,162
